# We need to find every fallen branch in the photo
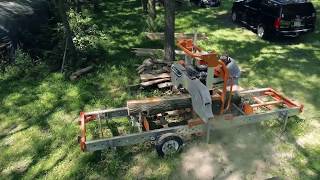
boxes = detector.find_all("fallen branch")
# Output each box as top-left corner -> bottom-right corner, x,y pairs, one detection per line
70,66 -> 94,80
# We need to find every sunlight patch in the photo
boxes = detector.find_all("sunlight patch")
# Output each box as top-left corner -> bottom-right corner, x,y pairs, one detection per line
1,156 -> 33,175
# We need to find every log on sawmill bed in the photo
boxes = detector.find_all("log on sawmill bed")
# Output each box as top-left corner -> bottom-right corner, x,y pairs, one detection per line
127,95 -> 192,115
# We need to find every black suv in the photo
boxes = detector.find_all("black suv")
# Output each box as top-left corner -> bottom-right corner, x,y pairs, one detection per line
231,0 -> 316,38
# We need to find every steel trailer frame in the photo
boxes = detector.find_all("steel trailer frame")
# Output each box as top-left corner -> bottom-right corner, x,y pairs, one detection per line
79,88 -> 303,152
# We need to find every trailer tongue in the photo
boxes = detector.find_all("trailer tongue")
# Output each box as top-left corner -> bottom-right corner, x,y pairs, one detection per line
78,39 -> 303,156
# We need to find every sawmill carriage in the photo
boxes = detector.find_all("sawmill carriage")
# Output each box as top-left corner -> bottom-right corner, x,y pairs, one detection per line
78,39 -> 303,156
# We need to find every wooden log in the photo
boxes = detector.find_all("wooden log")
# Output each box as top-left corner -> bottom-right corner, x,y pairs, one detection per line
136,58 -> 173,71
127,95 -> 192,115
132,48 -> 185,57
139,66 -> 171,75
140,78 -> 170,87
151,67 -> 170,75
142,58 -> 154,66
157,82 -> 172,89
145,32 -> 208,40
140,73 -> 170,81
70,66 -> 94,80
138,67 -> 146,74
151,59 -> 173,65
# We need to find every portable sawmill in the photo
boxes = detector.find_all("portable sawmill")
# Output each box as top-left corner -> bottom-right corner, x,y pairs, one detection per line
78,39 -> 303,156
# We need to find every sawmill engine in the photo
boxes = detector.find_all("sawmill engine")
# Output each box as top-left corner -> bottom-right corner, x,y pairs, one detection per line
185,63 -> 208,85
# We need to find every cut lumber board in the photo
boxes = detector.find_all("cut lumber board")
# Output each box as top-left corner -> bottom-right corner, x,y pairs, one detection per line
132,48 -> 185,57
127,95 -> 192,115
145,32 -> 208,40
140,73 -> 171,81
157,82 -> 173,89
140,78 -> 171,87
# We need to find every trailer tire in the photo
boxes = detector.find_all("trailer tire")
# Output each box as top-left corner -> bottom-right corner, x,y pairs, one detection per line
155,133 -> 183,157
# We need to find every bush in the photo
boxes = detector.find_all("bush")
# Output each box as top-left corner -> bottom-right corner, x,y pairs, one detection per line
146,14 -> 165,32
2,49 -> 45,77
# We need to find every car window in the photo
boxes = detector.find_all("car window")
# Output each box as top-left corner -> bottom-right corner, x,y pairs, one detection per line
246,0 -> 262,8
261,0 -> 281,16
282,3 -> 315,17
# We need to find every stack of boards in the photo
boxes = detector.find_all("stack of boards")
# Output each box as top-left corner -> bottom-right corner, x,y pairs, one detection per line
137,58 -> 173,89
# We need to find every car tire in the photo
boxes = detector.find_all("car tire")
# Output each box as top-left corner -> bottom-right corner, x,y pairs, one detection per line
231,11 -> 238,23
155,133 -> 183,157
257,24 -> 268,39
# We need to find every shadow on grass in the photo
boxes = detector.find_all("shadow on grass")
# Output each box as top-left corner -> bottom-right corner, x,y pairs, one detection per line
1,0 -> 319,179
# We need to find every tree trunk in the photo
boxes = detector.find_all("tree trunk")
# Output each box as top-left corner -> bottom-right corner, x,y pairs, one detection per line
93,0 -> 99,11
141,0 -> 148,13
57,0 -> 77,67
75,0 -> 82,12
164,0 -> 175,62
147,0 -> 156,19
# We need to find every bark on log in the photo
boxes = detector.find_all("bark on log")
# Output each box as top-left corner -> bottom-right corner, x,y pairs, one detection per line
127,95 -> 192,115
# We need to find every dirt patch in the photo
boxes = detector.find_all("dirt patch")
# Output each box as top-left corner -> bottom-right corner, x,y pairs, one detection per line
174,124 -> 284,180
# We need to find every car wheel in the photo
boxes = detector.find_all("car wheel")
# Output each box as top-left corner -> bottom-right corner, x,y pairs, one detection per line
231,11 -> 238,22
257,24 -> 267,39
155,133 -> 183,157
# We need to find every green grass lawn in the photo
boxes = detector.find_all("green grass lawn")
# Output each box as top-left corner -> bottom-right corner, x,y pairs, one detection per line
1,0 -> 320,179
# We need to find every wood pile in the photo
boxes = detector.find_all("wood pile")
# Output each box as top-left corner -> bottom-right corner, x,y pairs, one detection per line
132,48 -> 185,57
137,58 -> 173,89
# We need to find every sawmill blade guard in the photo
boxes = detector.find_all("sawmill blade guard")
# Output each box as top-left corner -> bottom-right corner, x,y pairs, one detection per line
171,63 -> 213,122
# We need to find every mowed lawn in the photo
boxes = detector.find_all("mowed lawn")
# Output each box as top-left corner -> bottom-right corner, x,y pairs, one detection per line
0,0 -> 319,179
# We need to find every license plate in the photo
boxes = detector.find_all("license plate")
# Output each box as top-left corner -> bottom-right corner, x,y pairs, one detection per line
294,21 -> 302,27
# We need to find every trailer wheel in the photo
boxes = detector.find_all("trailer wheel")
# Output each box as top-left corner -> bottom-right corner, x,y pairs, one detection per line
156,133 -> 183,157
